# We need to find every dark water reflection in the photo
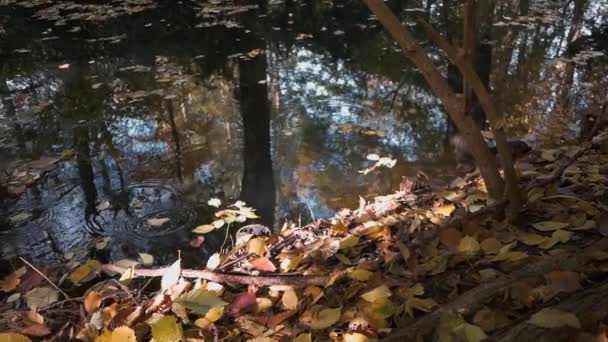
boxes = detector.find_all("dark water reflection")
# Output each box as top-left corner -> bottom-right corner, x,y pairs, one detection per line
0,0 -> 606,268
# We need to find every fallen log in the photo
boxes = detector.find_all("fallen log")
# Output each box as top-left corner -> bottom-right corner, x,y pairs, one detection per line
383,238 -> 608,341
101,264 -> 329,287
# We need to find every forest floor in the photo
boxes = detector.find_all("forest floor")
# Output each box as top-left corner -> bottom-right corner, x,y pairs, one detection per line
2,130 -> 608,342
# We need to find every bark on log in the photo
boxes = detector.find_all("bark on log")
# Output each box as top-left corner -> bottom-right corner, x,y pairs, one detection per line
101,264 -> 329,287
491,281 -> 608,342
383,238 -> 608,341
361,0 -> 505,200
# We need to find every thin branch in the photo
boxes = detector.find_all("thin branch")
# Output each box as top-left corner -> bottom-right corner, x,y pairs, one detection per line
101,264 -> 329,287
19,257 -> 71,299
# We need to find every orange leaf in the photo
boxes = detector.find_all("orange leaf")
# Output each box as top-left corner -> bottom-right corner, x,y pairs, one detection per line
250,257 -> 277,272
84,290 -> 102,314
439,228 -> 462,251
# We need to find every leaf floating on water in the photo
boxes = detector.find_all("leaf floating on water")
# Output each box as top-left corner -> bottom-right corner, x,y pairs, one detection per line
58,63 -> 70,69
161,260 -> 181,291
532,221 -> 569,231
9,212 -> 32,223
95,237 -> 111,250
366,153 -> 380,161
192,224 -> 215,234
147,217 -> 170,227
96,201 -> 110,211
528,308 -> 581,328
24,287 -> 59,308
138,253 -> 154,266
207,198 -> 222,207
149,315 -> 183,342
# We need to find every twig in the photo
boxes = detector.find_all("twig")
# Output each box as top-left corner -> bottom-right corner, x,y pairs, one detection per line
19,257 -> 70,299
101,264 -> 329,287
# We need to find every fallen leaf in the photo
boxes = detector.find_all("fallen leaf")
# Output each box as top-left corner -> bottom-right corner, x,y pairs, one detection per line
96,201 -> 110,211
405,297 -> 437,317
439,228 -> 462,250
293,333 -> 312,342
282,288 -> 298,310
192,224 -> 215,234
532,221 -> 569,231
161,260 -> 181,291
250,257 -> 277,272
480,238 -> 502,255
58,63 -> 70,69
206,306 -> 224,322
95,237 -> 110,250
147,217 -> 170,226
230,292 -> 257,316
21,324 -> 50,337
84,290 -> 102,314
544,271 -> 581,293
26,307 -> 44,325
0,271 -> 22,292
598,215 -> 608,236
309,306 -> 341,330
247,237 -> 267,256
69,260 -> 101,285
138,253 -> 154,265
212,219 -> 225,229
520,233 -> 548,246
361,285 -> 391,302
206,253 -> 221,270
340,235 -> 359,249
528,308 -> 581,328
149,315 -> 183,342
343,332 -> 370,342
473,307 -> 496,332
453,322 -> 487,342
458,236 -> 480,256
208,198 -> 222,207
24,287 -> 59,308
348,269 -> 374,282
435,204 -> 456,217
0,333 -> 32,342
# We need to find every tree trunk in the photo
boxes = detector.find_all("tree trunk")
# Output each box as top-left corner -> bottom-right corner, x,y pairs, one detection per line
416,17 -> 524,215
361,0 -> 506,200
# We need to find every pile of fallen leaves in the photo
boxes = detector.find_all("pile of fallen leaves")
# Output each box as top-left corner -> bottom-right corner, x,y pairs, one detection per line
2,133 -> 608,342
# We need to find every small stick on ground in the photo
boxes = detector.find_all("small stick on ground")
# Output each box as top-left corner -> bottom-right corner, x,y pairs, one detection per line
19,257 -> 70,299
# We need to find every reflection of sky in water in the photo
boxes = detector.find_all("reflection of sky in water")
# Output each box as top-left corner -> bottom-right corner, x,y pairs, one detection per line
110,116 -> 169,155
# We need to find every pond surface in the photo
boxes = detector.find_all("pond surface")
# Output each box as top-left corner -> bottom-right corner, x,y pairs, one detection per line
0,0 -> 606,268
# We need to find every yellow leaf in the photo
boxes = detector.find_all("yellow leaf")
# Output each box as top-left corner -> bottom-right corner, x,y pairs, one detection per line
149,315 -> 183,342
519,233 -> 548,246
435,204 -> 456,217
458,236 -> 480,256
205,306 -> 224,322
335,254 -> 352,265
304,286 -> 322,299
347,269 -> 373,282
69,260 -> 101,285
176,288 -> 227,315
194,317 -> 210,329
84,290 -> 102,314
94,326 -> 136,342
453,323 -> 487,342
0,333 -> 32,342
310,307 -> 341,329
361,285 -> 391,302
441,190 -> 466,202
280,256 -> 302,272
528,308 -> 581,328
532,221 -> 569,231
247,237 -> 266,256
340,235 -> 359,249
192,224 -> 215,234
480,238 -> 502,255
138,253 -> 154,265
343,332 -> 369,342
255,297 -> 273,313
161,260 -> 181,291
282,288 -> 298,310
293,333 -> 312,342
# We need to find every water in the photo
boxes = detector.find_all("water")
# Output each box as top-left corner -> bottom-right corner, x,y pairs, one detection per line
0,0 -> 606,268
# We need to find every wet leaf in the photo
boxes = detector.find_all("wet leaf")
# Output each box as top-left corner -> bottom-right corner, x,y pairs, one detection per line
528,308 -> 581,328
147,217 -> 170,226
24,287 -> 58,308
532,221 -> 569,231
0,333 -> 32,342
282,288 -> 298,310
84,290 -> 102,314
161,260 -> 181,291
367,154 -> 380,161
192,224 -> 215,234
208,198 -> 222,207
96,201 -> 110,211
250,257 -> 277,272
361,285 -> 391,302
149,315 -> 183,342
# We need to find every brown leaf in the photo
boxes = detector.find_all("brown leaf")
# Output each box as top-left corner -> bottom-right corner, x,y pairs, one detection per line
19,269 -> 50,292
439,228 -> 462,251
230,292 -> 257,317
254,309 -> 298,329
84,290 -> 102,314
250,257 -> 277,272
0,272 -> 21,292
21,323 -> 51,337
544,271 -> 581,293
598,215 -> 608,237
